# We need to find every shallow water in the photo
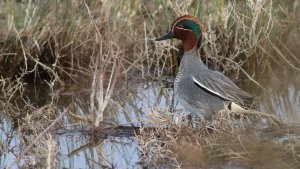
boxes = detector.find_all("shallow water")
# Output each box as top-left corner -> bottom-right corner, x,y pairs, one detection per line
260,78 -> 300,124
59,134 -> 139,168
1,76 -> 300,168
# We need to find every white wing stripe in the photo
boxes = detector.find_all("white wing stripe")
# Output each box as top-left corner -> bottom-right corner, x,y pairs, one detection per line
192,76 -> 229,100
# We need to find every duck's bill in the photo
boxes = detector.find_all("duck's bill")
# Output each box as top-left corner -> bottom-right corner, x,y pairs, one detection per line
155,31 -> 174,41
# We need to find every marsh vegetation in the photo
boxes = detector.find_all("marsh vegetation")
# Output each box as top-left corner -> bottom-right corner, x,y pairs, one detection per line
0,0 -> 299,168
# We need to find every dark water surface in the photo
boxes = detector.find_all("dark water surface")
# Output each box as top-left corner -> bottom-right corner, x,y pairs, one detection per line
1,76 -> 300,168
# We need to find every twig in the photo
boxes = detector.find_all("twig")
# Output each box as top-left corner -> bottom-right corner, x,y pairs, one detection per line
13,21 -> 27,71
83,0 -> 101,38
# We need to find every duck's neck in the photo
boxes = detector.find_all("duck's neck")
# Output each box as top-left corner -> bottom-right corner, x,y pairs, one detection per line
179,48 -> 207,73
183,48 -> 205,66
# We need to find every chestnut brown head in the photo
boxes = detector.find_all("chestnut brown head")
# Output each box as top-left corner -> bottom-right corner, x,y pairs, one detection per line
155,15 -> 204,51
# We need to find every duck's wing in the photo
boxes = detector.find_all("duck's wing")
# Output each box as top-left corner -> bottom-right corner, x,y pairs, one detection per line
191,71 -> 253,105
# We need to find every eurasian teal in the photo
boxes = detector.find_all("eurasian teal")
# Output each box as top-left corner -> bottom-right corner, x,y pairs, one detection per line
155,15 -> 253,119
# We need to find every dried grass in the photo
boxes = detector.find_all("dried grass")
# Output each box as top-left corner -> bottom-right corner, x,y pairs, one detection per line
137,108 -> 300,168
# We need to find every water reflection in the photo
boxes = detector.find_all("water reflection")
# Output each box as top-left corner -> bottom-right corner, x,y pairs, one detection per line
59,134 -> 139,169
260,78 -> 300,124
0,118 -> 22,168
55,81 -> 172,168
1,76 -> 300,168
65,81 -> 173,125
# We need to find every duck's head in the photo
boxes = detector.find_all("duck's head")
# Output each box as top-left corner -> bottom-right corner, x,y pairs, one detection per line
155,15 -> 204,52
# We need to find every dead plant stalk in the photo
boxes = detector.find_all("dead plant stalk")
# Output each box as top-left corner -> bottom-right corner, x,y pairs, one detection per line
83,0 -> 125,127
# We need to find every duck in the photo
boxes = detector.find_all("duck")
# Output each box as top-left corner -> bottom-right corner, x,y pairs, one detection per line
155,15 -> 253,119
